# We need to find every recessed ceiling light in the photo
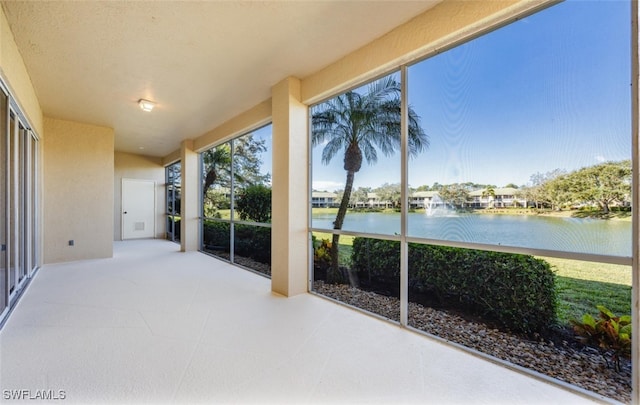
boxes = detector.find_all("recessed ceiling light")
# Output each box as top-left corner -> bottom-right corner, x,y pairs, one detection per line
138,99 -> 155,112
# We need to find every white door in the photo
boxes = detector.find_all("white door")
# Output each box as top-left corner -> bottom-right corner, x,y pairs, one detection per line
122,179 -> 155,240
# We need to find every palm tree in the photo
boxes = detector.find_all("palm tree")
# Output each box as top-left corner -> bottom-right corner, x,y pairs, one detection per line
202,135 -> 269,205
482,186 -> 496,209
311,76 -> 428,284
202,144 -> 232,199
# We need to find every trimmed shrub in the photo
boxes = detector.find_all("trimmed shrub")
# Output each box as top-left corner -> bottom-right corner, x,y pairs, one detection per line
352,238 -> 556,334
202,220 -> 230,251
234,224 -> 271,264
352,238 -> 400,286
202,221 -> 270,265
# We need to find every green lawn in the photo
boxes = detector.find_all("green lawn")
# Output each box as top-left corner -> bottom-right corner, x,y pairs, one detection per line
312,207 -> 339,215
311,231 -> 632,326
542,257 -> 631,325
555,276 -> 631,325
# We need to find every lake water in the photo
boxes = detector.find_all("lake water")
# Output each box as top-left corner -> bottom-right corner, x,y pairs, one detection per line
312,211 -> 632,257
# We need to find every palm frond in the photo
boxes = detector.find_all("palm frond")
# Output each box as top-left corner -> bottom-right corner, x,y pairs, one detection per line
310,74 -> 428,167
322,137 -> 345,165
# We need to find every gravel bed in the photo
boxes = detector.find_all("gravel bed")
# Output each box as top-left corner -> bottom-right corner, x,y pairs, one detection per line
208,251 -> 271,276
314,281 -> 631,403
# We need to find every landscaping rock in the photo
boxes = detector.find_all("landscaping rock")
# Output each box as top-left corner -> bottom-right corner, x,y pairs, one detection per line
313,281 -> 631,403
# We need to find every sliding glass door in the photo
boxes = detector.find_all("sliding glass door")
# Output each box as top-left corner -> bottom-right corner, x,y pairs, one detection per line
165,161 -> 181,243
0,89 -> 6,318
0,85 -> 39,326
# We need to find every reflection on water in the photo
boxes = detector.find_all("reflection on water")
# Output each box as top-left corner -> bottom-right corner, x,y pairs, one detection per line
312,212 -> 631,256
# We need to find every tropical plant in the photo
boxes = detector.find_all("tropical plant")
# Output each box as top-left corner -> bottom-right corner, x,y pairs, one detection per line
311,75 -> 428,284
570,305 -> 631,372
202,134 -> 270,217
232,135 -> 271,187
202,143 -> 232,198
313,238 -> 332,269
202,135 -> 270,197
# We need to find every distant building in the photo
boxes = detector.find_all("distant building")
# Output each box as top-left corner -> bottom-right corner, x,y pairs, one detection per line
366,192 -> 392,208
312,188 -> 527,209
311,191 -> 337,208
468,187 -> 526,208
409,191 -> 444,209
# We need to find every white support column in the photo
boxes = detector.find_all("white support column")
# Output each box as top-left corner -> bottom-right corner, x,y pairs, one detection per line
180,139 -> 199,252
271,77 -> 308,297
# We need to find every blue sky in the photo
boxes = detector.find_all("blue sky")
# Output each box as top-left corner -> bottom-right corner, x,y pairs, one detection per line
311,0 -> 631,192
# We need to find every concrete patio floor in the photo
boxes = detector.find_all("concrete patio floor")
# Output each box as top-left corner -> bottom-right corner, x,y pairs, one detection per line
0,240 -> 602,404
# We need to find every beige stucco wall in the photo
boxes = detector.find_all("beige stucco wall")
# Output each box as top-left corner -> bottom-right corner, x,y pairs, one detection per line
162,150 -> 181,167
0,6 -> 42,136
193,99 -> 271,152
43,117 -> 114,263
114,151 -> 165,241
0,5 -> 44,268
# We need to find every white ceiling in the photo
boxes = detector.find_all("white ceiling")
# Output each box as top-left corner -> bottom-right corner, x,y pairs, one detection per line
1,1 -> 440,157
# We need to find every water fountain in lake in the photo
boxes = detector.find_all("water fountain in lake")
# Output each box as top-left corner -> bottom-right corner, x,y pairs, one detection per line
425,195 -> 456,216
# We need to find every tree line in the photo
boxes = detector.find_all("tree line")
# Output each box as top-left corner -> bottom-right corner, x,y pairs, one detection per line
318,160 -> 632,213
518,160 -> 631,213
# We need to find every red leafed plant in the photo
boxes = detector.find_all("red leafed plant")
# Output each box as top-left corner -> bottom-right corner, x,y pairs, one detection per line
570,305 -> 631,372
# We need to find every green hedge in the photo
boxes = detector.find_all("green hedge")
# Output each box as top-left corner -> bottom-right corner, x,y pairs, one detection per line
202,220 -> 270,265
352,238 -> 556,334
202,220 -> 230,251
234,224 -> 271,264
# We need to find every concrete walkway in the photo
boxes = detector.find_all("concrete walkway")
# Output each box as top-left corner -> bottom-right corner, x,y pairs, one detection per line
0,240 -> 600,404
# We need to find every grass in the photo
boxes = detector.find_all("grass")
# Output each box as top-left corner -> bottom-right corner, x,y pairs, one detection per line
312,208 -> 338,215
542,257 -> 631,325
555,276 -> 631,326
542,257 -> 631,286
312,231 -> 632,327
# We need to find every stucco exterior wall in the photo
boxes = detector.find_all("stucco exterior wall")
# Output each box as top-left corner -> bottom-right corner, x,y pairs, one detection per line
114,151 -> 165,241
43,117 -> 114,263
193,99 -> 271,152
0,6 -> 42,136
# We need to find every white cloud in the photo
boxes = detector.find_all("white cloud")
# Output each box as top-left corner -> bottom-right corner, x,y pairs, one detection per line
595,155 -> 606,163
312,180 -> 344,192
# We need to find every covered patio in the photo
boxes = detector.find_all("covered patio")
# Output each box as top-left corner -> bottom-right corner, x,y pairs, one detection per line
1,240 -> 598,404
